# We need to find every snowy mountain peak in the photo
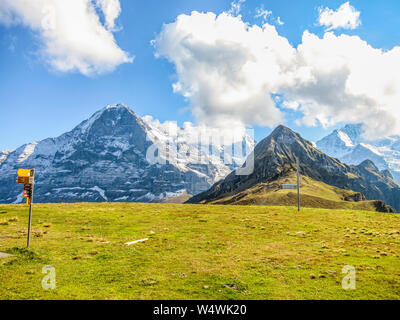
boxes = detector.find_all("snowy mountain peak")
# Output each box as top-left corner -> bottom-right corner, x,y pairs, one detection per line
76,103 -> 148,136
316,128 -> 356,159
105,103 -> 129,110
0,104 -> 254,204
98,103 -> 139,118
103,103 -> 142,119
341,124 -> 363,144
317,124 -> 400,183
319,124 -> 363,152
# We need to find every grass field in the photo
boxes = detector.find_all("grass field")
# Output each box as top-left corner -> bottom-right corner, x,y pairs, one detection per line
205,173 -> 387,211
0,202 -> 399,300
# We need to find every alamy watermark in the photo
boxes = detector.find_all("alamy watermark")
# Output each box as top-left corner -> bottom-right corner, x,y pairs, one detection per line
342,265 -> 356,290
42,265 -> 56,290
41,5 -> 57,31
145,123 -> 255,176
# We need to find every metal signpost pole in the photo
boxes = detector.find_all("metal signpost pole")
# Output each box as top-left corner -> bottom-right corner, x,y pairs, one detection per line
297,158 -> 300,212
16,168 -> 35,248
27,169 -> 34,248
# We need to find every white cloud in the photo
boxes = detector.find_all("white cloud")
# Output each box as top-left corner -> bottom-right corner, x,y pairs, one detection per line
255,7 -> 272,23
95,0 -> 121,31
228,0 -> 246,16
283,31 -> 400,139
153,11 -> 400,139
142,115 -> 248,145
153,11 -> 293,129
255,6 -> 283,26
281,100 -> 299,110
0,0 -> 132,75
318,2 -> 361,31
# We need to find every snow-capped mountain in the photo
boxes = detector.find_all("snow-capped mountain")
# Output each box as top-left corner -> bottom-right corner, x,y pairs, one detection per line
0,104 -> 254,204
317,124 -> 400,183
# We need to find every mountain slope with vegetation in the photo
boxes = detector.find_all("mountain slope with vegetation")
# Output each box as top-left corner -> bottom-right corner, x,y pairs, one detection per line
188,125 -> 400,212
202,173 -> 393,212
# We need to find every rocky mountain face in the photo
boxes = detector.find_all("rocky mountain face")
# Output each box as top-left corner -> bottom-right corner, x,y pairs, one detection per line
188,125 -> 400,212
0,104 -> 254,204
317,124 -> 400,183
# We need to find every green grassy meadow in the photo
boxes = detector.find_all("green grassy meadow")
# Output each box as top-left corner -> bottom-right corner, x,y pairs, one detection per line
206,174 -> 387,212
0,203 -> 399,300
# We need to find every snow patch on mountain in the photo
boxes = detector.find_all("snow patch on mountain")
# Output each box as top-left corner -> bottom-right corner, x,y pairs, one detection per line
90,186 -> 108,201
17,142 -> 38,163
161,189 -> 186,199
0,150 -> 14,165
338,131 -> 354,147
115,196 -> 129,201
359,143 -> 382,156
54,187 -> 85,192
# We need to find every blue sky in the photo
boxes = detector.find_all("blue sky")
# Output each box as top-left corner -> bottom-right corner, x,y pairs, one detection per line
1,0 -> 400,150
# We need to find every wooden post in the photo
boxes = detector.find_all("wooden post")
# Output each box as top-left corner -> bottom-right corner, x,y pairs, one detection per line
27,169 -> 35,248
296,158 -> 300,212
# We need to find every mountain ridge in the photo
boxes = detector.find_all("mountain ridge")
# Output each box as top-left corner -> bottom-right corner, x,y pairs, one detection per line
317,124 -> 400,183
187,125 -> 400,212
0,104 -> 254,204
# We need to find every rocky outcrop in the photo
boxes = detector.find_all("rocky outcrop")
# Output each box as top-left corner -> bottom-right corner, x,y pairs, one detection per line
343,193 -> 366,202
372,201 -> 395,213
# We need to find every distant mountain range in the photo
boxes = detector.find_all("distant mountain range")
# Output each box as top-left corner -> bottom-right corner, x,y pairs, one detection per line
317,124 -> 400,183
0,104 -> 254,204
188,125 -> 400,213
3,106 -> 399,212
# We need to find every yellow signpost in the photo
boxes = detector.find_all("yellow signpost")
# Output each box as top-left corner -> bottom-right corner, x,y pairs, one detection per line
280,158 -> 301,212
16,168 -> 35,247
17,169 -> 34,177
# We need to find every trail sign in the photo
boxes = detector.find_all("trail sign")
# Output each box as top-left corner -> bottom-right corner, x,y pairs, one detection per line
16,168 -> 35,247
296,157 -> 301,212
17,176 -> 34,184
23,184 -> 33,199
17,169 -> 33,177
280,158 -> 301,212
282,184 -> 297,190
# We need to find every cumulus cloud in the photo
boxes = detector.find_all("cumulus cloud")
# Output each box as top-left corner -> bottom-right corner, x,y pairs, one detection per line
153,11 -> 293,129
283,31 -> 400,139
0,0 -> 132,75
318,2 -> 361,31
153,10 -> 400,138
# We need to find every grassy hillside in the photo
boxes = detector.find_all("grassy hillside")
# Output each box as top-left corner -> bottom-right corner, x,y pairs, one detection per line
204,173 -> 389,212
0,202 -> 399,300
